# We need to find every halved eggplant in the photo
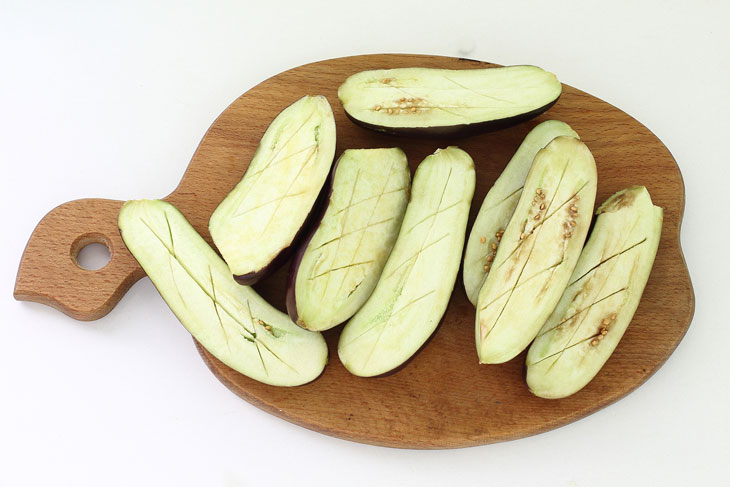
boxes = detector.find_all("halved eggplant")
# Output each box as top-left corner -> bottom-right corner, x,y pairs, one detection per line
338,66 -> 562,137
338,147 -> 475,377
526,187 -> 662,399
475,136 -> 597,364
463,120 -> 579,305
286,148 -> 411,331
119,199 -> 328,387
209,95 -> 336,284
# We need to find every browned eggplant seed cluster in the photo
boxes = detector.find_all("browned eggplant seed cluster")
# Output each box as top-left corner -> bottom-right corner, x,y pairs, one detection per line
520,188 -> 547,241
257,318 -> 273,332
590,313 -> 617,346
531,188 -> 547,221
374,96 -> 428,114
563,195 -> 580,239
557,311 -> 617,337
481,229 -> 504,273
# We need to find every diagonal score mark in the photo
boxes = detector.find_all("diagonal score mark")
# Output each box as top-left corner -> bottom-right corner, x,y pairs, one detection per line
570,239 -> 647,286
535,287 -> 628,339
333,186 -> 408,215
529,334 -> 602,367
163,211 -> 189,311
309,260 -> 376,280
391,290 -> 436,317
320,168 -> 362,297
139,217 -> 255,339
494,180 -> 589,272
326,158 -> 400,303
311,218 -> 395,252
258,145 -> 319,237
385,233 -> 451,279
254,338 -> 298,373
138,216 -> 301,372
477,186 -> 523,215
406,199 -> 464,234
245,144 -> 318,179
232,190 -> 308,218
360,168 -> 455,368
232,113 -> 316,214
267,112 -> 316,164
209,265 -> 232,353
479,258 -> 565,313
168,255 -> 188,311
548,234 -> 645,369
254,342 -> 268,376
546,223 -> 645,370
480,160 -> 571,341
342,288 -> 437,349
443,75 -> 515,104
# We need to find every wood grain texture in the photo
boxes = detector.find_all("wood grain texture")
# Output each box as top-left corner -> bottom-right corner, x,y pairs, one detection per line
14,54 -> 694,448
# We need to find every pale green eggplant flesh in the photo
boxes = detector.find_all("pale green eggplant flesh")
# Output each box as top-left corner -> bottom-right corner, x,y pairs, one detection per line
119,199 -> 328,387
209,95 -> 336,283
287,148 -> 411,331
476,136 -> 597,364
338,147 -> 475,377
338,66 -> 562,137
463,120 -> 579,305
526,187 -> 662,399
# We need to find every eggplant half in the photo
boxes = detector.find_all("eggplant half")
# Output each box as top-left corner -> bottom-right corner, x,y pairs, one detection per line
209,95 -> 336,284
475,136 -> 597,364
526,187 -> 662,399
119,199 -> 328,387
338,66 -> 562,137
463,120 -> 579,305
338,147 -> 475,377
286,148 -> 411,331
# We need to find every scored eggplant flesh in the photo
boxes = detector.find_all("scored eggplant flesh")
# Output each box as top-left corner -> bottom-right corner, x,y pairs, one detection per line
119,199 -> 328,387
287,148 -> 411,331
526,186 -> 662,399
209,95 -> 336,284
338,66 -> 562,137
463,120 -> 579,305
475,136 -> 597,364
338,147 -> 475,377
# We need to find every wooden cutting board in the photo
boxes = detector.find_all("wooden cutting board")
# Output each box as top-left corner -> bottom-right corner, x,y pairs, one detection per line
14,54 -> 694,449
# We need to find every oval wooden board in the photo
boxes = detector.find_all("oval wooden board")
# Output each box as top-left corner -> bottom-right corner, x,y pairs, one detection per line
15,54 -> 694,449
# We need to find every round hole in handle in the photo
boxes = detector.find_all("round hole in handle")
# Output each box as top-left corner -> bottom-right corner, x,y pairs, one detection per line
70,233 -> 112,271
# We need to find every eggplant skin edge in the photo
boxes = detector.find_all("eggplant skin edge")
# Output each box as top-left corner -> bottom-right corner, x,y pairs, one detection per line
283,152 -> 341,326
231,179 -> 329,286
284,210 -> 319,327
343,96 -> 560,138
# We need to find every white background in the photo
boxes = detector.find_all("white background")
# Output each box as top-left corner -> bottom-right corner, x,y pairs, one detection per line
2,1 -> 728,485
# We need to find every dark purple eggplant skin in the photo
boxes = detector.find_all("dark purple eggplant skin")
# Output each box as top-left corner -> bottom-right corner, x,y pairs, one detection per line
285,152 -> 346,327
232,181 -> 330,287
343,96 -> 560,138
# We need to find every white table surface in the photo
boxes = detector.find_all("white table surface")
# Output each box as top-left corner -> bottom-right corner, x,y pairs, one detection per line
2,1 -> 728,485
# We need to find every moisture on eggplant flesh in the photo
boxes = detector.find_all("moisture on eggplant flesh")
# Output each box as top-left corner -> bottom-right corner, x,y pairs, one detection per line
463,120 -> 579,305
337,66 -> 562,137
209,95 -> 336,285
338,147 -> 475,377
475,136 -> 597,364
119,199 -> 328,387
526,187 -> 662,399
286,148 -> 411,331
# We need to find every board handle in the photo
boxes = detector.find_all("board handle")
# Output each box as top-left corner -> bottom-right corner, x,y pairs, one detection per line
13,199 -> 146,321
